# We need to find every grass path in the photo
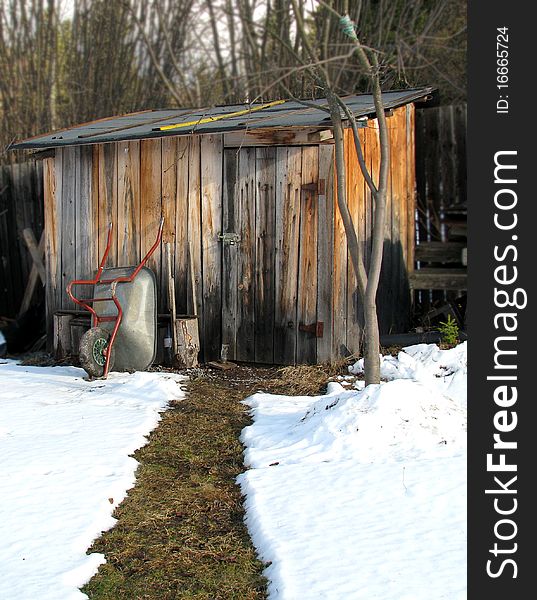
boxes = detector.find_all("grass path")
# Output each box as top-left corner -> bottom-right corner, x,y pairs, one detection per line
82,368 -> 279,600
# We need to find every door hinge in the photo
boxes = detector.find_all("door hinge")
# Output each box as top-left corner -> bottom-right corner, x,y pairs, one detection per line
299,321 -> 324,338
301,179 -> 325,195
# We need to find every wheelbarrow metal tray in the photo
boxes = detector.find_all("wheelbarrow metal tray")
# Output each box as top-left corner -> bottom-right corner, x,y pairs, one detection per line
93,266 -> 157,371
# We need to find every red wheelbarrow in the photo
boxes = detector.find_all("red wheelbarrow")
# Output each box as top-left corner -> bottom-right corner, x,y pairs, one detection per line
67,218 -> 164,379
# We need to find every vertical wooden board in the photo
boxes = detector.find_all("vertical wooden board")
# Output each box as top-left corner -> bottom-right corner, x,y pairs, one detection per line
345,128 -> 365,356
140,138 -> 162,306
296,145 -> 319,364
236,147 -> 256,362
381,114 -> 394,333
221,148 -> 240,358
187,137 -> 203,320
254,147 -> 276,364
0,169 -> 11,314
389,108 -> 409,332
117,141 -> 141,266
12,164 -> 29,285
332,145 -> 348,360
174,136 -> 190,314
161,137 -> 177,246
91,146 -> 100,276
161,137 -> 177,312
0,169 -> 18,315
97,143 -> 118,268
44,155 -> 60,342
200,134 -> 223,361
406,105 -> 417,273
75,146 -> 94,299
274,146 -> 301,365
61,147 -> 77,309
316,144 -> 335,363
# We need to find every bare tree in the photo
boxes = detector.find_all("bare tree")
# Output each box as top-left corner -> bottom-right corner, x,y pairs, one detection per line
0,0 -> 59,160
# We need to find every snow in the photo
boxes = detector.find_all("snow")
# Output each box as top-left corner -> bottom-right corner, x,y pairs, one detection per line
349,341 -> 467,408
0,360 -> 185,600
238,343 -> 467,600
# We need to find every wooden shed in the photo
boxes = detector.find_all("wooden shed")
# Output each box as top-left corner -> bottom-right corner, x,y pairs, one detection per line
12,88 -> 431,365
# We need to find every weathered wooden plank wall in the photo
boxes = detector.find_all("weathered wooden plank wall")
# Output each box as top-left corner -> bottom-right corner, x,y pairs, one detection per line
43,104 -> 415,363
0,161 -> 44,318
335,105 -> 415,356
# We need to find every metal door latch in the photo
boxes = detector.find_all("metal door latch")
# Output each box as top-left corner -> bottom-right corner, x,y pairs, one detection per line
218,232 -> 241,245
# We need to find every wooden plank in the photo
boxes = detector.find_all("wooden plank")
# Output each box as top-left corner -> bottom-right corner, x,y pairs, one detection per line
18,230 -> 45,317
415,241 -> 465,263
1,163 -> 45,318
236,147 -> 256,362
332,143 -> 348,360
380,113 -> 394,334
274,146 -> 301,365
389,108 -> 408,332
187,137 -> 203,320
200,134 -> 223,362
91,145 -> 100,276
296,145 -> 319,364
75,146 -> 93,299
221,148 -> 240,358
117,141 -> 141,265
406,104 -> 416,274
316,144 -> 335,363
223,128 -> 335,147
12,164 -> 30,284
345,128 -> 365,356
61,147 -> 77,309
161,137 -> 177,311
254,147 -> 276,363
409,268 -> 467,291
97,143 -> 118,268
174,317 -> 200,367
43,155 -> 60,342
140,138 -> 162,305
21,228 -> 45,284
53,313 -> 74,359
174,136 -> 190,314
0,168 -> 13,315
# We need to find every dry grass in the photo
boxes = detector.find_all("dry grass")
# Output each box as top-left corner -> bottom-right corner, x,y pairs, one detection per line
269,359 -> 354,396
81,362 -> 351,599
83,369 -> 272,600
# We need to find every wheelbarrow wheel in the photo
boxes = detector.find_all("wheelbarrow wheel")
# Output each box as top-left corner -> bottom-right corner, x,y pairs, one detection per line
79,327 -> 115,378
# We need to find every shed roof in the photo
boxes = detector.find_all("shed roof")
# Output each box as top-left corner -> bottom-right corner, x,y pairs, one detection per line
11,87 -> 432,150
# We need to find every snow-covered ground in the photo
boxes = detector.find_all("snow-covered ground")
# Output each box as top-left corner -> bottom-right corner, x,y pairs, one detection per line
0,360 -> 185,600
238,343 -> 467,600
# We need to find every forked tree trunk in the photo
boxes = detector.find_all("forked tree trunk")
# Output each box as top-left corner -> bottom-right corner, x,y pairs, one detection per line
327,86 -> 389,386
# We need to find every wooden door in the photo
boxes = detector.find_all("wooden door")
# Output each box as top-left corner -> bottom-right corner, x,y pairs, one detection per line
222,146 -> 322,365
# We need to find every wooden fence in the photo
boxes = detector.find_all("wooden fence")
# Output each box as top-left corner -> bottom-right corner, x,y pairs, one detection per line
0,161 -> 44,318
415,104 -> 467,243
